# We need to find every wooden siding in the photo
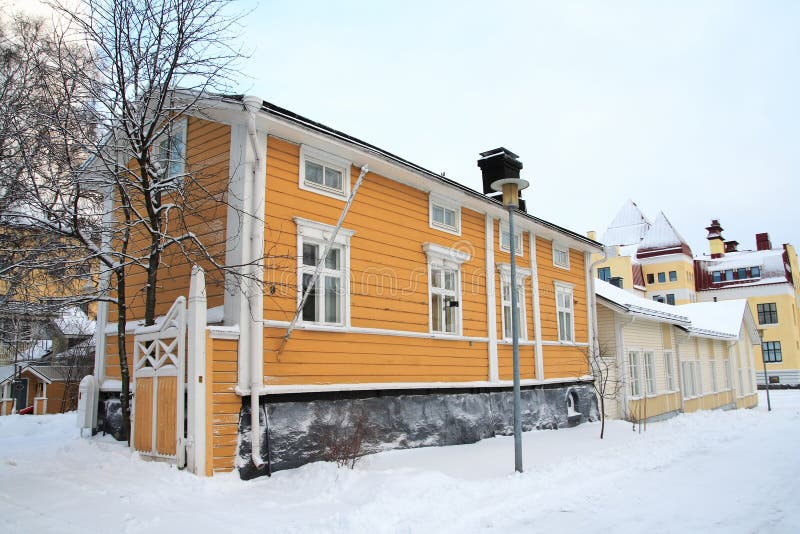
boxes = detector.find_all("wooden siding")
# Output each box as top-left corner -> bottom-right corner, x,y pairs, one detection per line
133,377 -> 153,452
208,336 -> 239,473
108,117 -> 230,324
262,136 -> 492,385
628,391 -> 681,421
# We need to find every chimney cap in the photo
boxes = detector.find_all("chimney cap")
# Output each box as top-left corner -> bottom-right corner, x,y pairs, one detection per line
479,147 -> 519,159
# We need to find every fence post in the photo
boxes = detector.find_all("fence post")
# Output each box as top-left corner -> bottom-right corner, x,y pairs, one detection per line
187,266 -> 208,475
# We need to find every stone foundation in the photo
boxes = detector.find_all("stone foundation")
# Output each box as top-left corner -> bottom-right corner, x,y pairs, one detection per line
237,382 -> 598,480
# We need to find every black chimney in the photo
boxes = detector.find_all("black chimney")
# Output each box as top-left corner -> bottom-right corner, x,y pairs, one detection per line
477,148 -> 523,195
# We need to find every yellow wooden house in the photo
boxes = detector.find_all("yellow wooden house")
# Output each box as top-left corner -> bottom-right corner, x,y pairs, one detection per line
88,95 -> 603,477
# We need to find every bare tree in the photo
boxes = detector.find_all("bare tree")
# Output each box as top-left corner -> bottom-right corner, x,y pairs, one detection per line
584,338 -> 623,439
0,0 -> 248,441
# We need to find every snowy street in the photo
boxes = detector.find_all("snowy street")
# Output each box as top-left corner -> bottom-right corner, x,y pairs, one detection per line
1,391 -> 798,533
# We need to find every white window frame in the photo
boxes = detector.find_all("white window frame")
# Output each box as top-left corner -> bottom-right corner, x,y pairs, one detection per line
555,281 -> 575,343
428,193 -> 461,236
681,360 -> 702,399
628,350 -> 642,398
294,217 -> 355,327
664,351 -> 675,391
299,144 -> 351,201
156,117 -> 187,190
497,264 -> 531,341
552,242 -> 570,270
499,221 -> 523,256
723,358 -> 732,390
423,243 -> 470,335
644,351 -> 657,396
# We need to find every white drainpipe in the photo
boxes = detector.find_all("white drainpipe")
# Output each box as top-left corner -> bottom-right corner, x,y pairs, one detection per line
243,95 -> 266,468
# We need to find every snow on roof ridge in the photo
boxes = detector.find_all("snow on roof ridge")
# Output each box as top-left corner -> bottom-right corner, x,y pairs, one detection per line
638,211 -> 690,251
680,300 -> 748,339
600,199 -> 652,247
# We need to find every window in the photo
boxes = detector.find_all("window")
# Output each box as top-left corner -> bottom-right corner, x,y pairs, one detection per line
299,145 -> 351,200
757,303 -> 778,325
628,351 -> 642,397
724,269 -> 734,281
669,270 -> 677,282
498,265 -> 530,340
423,243 -> 470,335
762,341 -> 782,363
644,351 -> 657,395
723,358 -> 732,390
35,382 -> 44,397
666,294 -> 675,305
295,217 -> 354,326
647,273 -> 655,285
499,222 -> 523,255
429,194 -> 460,235
664,351 -> 675,391
553,243 -> 570,269
737,268 -> 747,280
657,272 -> 666,283
653,295 -> 665,304
555,282 -> 574,342
751,266 -> 761,278
712,271 -> 721,283
681,361 -> 701,399
598,267 -> 611,282
710,360 -> 718,393
156,118 -> 187,188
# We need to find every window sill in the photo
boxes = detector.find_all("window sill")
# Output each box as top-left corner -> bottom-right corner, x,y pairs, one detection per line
299,181 -> 348,201
429,222 -> 461,237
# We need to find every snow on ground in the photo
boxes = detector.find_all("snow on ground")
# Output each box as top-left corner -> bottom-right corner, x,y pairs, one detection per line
2,391 -> 799,533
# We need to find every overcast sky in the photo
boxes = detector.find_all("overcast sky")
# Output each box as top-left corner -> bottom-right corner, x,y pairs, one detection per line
13,1 -> 800,255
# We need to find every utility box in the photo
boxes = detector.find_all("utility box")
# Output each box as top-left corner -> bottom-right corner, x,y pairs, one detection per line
76,375 -> 98,437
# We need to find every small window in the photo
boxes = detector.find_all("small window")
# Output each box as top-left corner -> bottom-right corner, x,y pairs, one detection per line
657,272 -> 666,283
762,341 -> 782,362
757,303 -> 778,325
666,294 -> 675,305
553,243 -> 570,269
598,267 -> 611,282
751,266 -> 761,278
724,269 -> 734,281
647,273 -> 655,285
555,282 -> 574,342
156,118 -> 187,189
669,271 -> 677,282
299,145 -> 351,200
712,271 -> 722,283
737,268 -> 747,280
653,295 -> 665,303
429,194 -> 460,235
499,222 -> 523,255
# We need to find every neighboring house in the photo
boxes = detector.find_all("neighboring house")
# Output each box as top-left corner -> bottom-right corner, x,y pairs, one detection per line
91,94 -> 603,477
0,308 -> 95,415
595,280 -> 759,423
591,201 -> 800,386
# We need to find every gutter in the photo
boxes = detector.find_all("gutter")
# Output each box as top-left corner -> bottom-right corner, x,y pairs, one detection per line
243,95 -> 266,469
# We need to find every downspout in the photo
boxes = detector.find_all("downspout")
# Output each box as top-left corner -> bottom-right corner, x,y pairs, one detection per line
243,95 -> 266,469
617,315 -> 634,419
674,328 -> 687,413
587,246 -> 610,356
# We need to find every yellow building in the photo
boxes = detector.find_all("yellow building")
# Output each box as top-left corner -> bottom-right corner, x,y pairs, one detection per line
596,280 -> 759,422
592,203 -> 800,387
91,95 -> 604,477
694,222 -> 800,386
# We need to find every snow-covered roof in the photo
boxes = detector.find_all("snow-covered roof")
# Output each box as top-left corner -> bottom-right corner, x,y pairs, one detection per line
600,199 -> 651,247
680,300 -> 755,340
0,365 -> 14,384
54,307 -> 95,336
597,280 -> 758,342
595,280 -> 691,325
638,212 -> 690,253
696,248 -> 789,289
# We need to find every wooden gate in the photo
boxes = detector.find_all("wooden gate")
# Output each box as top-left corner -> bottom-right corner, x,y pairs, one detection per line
132,297 -> 186,463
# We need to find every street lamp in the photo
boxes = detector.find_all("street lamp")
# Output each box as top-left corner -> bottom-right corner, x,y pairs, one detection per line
758,328 -> 771,412
478,148 -> 529,473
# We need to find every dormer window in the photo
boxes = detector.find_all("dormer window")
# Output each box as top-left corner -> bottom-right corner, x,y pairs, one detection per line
751,266 -> 761,278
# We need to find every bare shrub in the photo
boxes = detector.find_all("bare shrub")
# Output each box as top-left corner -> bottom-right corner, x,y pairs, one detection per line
316,404 -> 373,469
